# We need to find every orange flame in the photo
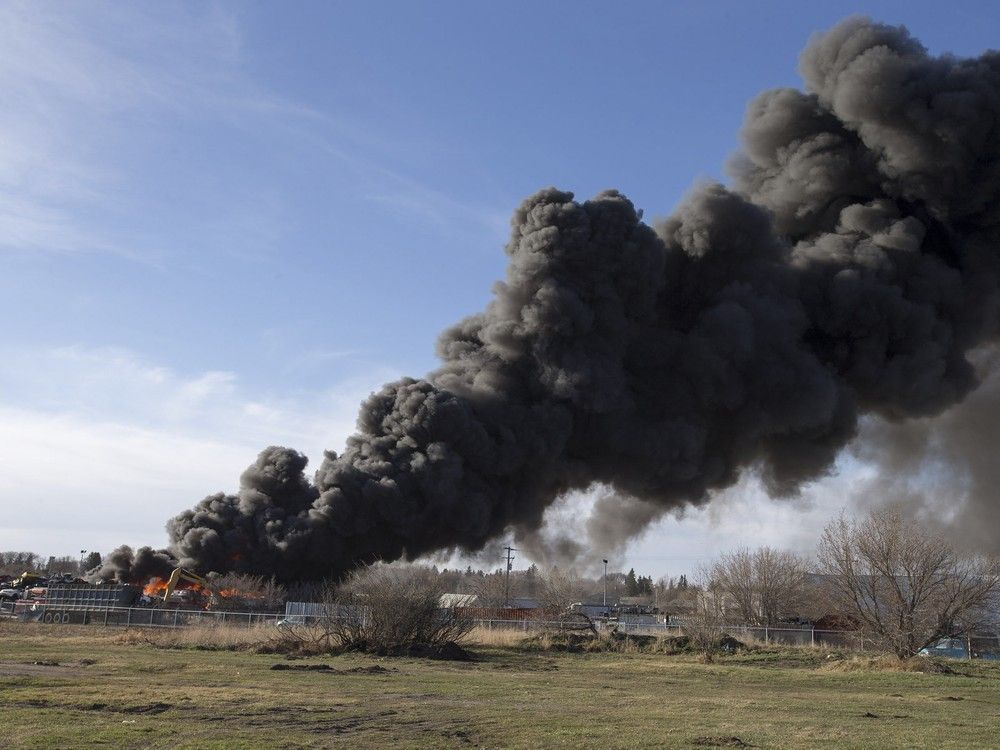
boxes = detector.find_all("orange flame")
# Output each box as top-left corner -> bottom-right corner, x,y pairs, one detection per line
143,577 -> 168,596
142,577 -> 210,599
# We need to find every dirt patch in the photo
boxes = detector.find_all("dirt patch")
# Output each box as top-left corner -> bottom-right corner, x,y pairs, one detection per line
73,701 -> 173,714
692,736 -> 756,747
406,641 -> 473,661
121,702 -> 173,715
442,727 -> 478,745
270,663 -> 334,671
11,699 -> 53,709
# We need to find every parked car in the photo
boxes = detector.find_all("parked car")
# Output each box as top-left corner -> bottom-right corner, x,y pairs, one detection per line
918,638 -> 968,659
0,588 -> 23,602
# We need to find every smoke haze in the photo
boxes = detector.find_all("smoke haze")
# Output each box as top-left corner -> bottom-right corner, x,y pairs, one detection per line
96,17 -> 1000,583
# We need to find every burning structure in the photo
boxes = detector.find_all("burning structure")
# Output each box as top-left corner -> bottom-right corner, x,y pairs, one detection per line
96,18 -> 1000,584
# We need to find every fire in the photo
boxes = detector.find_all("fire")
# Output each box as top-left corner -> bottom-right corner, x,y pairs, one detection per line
140,575 -> 261,609
143,577 -> 168,597
142,576 -> 210,599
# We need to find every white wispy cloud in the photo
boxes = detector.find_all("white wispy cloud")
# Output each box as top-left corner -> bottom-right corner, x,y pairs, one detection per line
0,343 -> 399,555
0,2 -> 510,260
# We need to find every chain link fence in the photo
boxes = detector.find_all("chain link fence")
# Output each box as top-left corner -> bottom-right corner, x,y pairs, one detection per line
473,617 -> 1000,657
8,602 -> 282,628
5,602 -> 999,659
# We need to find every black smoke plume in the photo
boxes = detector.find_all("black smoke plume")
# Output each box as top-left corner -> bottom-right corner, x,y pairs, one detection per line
101,17 -> 1000,583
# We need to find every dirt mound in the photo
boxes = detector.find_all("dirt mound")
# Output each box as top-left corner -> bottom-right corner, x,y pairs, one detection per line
270,663 -> 401,674
718,635 -> 747,653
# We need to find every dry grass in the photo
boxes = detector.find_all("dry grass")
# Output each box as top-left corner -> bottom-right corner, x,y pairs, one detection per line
92,622 -> 763,656
518,629 -> 695,654
110,624 -> 274,651
4,622 -> 1000,749
461,625 -> 530,647
819,654 -> 957,674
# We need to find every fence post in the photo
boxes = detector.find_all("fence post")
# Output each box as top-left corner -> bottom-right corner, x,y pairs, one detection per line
126,607 -> 132,628
764,626 -> 768,644
811,628 -> 815,647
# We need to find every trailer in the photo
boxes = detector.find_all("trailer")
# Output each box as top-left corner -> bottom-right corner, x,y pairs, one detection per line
15,584 -> 140,624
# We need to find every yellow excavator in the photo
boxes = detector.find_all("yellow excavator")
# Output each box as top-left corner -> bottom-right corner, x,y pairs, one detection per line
161,567 -> 212,604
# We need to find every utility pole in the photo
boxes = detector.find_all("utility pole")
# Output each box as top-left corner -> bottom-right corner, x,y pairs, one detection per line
504,546 -> 516,608
603,559 -> 609,609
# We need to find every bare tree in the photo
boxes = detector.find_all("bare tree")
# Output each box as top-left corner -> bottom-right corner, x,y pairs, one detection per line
818,508 -> 1000,658
709,547 -> 807,626
0,551 -> 41,576
471,571 -> 509,608
211,573 -> 286,612
45,556 -> 79,575
536,569 -> 589,613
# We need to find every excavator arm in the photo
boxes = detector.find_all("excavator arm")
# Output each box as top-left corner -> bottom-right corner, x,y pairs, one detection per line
162,567 -> 211,603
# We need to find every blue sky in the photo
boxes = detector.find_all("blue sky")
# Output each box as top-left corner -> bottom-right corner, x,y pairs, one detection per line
2,1 -> 998,575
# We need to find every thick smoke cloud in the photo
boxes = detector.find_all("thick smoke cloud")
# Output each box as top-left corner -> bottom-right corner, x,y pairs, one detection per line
103,17 -> 1000,583
848,349 -> 1000,555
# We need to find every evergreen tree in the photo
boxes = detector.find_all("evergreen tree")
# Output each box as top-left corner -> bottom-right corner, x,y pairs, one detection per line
625,568 -> 638,595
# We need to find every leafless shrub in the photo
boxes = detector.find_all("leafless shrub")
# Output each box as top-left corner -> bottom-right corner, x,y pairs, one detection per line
321,565 -> 473,656
683,570 -> 729,661
818,508 -> 1000,658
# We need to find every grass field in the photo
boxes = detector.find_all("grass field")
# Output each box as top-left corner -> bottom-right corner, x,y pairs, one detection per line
1,623 -> 999,749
